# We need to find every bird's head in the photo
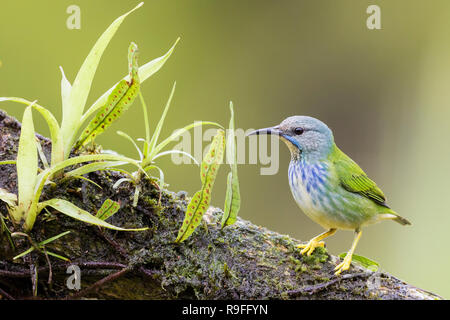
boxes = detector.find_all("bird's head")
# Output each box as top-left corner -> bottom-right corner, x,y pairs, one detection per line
248,116 -> 334,161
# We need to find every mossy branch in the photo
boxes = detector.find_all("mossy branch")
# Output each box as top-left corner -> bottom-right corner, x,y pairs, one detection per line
0,110 -> 441,300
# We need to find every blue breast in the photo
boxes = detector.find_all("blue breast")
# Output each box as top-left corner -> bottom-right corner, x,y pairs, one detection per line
288,160 -> 329,208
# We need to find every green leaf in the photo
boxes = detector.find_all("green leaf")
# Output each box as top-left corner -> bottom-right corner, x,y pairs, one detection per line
96,199 -> 120,220
35,138 -> 49,169
117,131 -> 143,161
143,165 -> 165,187
338,253 -> 380,271
221,102 -> 241,228
0,160 -> 16,165
24,153 -> 147,231
74,43 -> 141,150
175,130 -> 225,243
13,231 -> 71,260
152,150 -> 199,165
61,2 -> 144,158
64,161 -> 126,178
0,97 -> 63,166
0,213 -> 14,250
40,199 -> 148,231
14,105 -> 38,224
82,37 -> 180,126
59,66 -> 72,115
147,82 -> 176,158
149,121 -> 222,165
0,188 -> 17,207
45,251 -> 70,262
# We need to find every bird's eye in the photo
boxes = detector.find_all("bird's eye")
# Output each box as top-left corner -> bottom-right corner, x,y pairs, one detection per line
293,127 -> 304,135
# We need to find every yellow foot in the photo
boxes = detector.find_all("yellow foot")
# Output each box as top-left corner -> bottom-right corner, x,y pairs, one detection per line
334,254 -> 352,275
297,239 -> 325,256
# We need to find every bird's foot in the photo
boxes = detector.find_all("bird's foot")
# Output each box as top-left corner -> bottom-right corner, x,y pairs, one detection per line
297,239 -> 325,256
334,254 -> 353,275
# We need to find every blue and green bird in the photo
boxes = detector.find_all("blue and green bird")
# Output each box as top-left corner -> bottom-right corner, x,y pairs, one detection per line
249,116 -> 411,275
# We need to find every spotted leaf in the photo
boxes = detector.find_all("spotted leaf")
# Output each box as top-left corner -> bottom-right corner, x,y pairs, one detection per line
175,130 -> 225,243
75,42 -> 140,150
96,198 -> 120,221
221,102 -> 240,228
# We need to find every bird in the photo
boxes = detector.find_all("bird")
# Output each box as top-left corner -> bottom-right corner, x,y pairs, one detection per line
248,116 -> 410,275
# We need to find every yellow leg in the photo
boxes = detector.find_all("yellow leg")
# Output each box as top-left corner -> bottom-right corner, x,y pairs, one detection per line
297,228 -> 336,256
335,229 -> 362,275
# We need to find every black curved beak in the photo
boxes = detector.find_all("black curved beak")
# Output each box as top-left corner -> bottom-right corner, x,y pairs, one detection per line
246,125 -> 281,137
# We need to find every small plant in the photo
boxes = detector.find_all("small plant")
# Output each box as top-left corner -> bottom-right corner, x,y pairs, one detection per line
0,104 -> 148,232
0,3 -> 178,171
175,103 -> 241,242
13,231 -> 72,262
175,129 -> 226,242
74,42 -> 141,151
0,3 -> 167,232
221,102 -> 241,228
110,83 -> 222,206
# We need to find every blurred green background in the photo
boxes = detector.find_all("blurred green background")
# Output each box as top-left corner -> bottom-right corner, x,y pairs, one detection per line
1,0 -> 449,298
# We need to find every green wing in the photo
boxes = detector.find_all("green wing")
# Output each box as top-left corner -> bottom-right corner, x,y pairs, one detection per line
333,146 -> 388,207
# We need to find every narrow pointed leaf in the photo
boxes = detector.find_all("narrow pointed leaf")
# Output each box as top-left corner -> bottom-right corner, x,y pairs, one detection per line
0,160 -> 16,165
117,130 -> 143,161
40,199 -> 147,231
147,82 -> 176,156
150,121 -> 222,160
13,231 -> 71,260
60,66 -> 72,112
221,102 -> 240,228
16,105 -> 38,221
175,130 -> 225,243
338,253 -> 380,272
74,43 -> 140,150
0,97 -> 62,166
0,188 -> 17,207
61,3 -> 144,157
152,150 -> 199,165
82,37 -> 180,124
35,138 -> 49,169
65,161 -> 126,178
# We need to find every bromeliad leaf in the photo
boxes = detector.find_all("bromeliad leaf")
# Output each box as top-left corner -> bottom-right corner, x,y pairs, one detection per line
221,102 -> 240,228
11,105 -> 38,224
61,2 -> 144,157
96,199 -> 120,221
39,198 -> 147,231
13,231 -> 71,261
0,188 -> 17,207
175,130 -> 225,243
75,42 -> 140,150
83,37 -> 180,124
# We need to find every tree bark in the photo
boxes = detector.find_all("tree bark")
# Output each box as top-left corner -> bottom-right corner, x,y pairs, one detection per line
0,110 -> 442,300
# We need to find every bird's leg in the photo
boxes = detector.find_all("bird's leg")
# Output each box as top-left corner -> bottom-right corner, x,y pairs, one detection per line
335,229 -> 362,275
297,228 -> 336,256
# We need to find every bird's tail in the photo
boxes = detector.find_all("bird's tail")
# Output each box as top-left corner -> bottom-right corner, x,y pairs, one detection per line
393,215 -> 411,226
380,209 -> 411,225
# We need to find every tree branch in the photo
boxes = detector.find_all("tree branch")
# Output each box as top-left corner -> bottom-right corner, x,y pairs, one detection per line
0,110 -> 442,300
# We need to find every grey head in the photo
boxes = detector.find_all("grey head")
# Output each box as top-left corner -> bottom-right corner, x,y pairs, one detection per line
248,116 -> 334,161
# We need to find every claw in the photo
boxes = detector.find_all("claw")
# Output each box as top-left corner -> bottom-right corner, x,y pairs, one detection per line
334,255 -> 352,275
334,230 -> 362,275
297,240 -> 325,256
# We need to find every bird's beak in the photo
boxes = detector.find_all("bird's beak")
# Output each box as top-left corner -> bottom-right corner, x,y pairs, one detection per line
246,125 -> 281,137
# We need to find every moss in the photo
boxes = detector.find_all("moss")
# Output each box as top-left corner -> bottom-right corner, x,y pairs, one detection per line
0,109 -> 441,300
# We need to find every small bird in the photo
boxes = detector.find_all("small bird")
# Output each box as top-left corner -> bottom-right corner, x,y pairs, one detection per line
248,116 -> 410,275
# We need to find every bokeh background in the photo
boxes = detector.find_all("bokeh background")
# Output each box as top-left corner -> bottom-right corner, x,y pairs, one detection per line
1,0 -> 449,298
